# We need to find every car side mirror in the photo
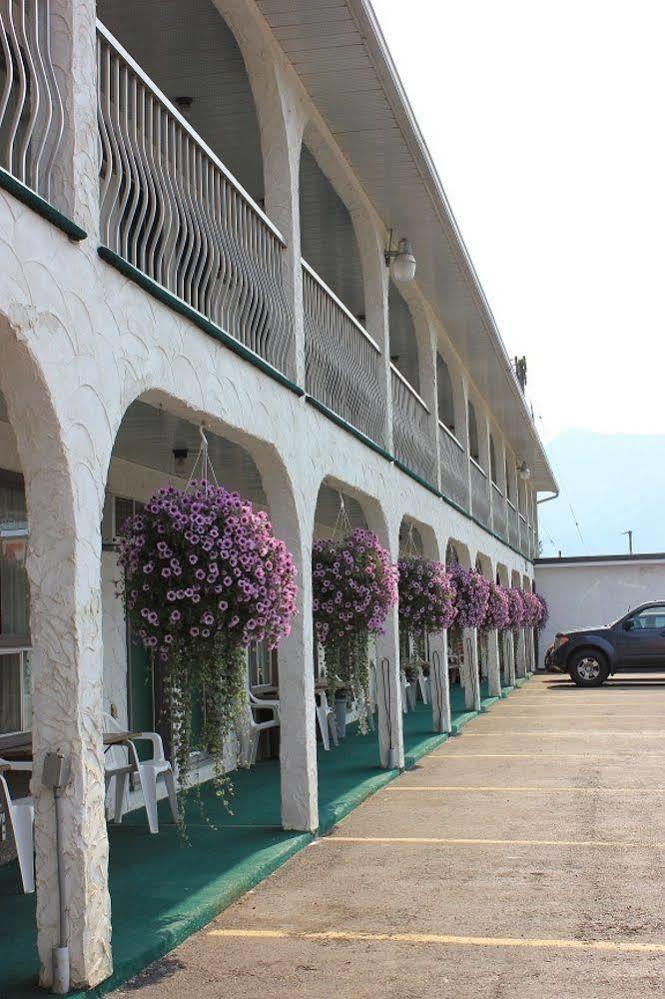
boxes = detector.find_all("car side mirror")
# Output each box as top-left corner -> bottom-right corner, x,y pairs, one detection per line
624,619 -> 635,632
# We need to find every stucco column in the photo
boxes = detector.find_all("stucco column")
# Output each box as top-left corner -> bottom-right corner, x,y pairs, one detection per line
428,629 -> 451,733
256,460 -> 318,832
51,0 -> 99,237
487,630 -> 502,697
514,629 -> 526,678
1,366 -> 112,987
463,629 -> 481,712
374,602 -> 404,769
277,538 -> 318,831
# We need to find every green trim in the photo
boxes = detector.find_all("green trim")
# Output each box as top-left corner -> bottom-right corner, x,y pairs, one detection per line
480,696 -> 501,713
305,396 -> 394,462
450,710 -> 478,733
0,167 -> 86,241
98,246 -> 305,399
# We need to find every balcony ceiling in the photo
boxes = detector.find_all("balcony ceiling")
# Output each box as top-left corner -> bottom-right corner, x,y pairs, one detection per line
256,0 -> 556,492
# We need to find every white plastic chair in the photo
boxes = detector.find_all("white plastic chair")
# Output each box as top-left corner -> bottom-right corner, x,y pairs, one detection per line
239,692 -> 280,765
0,759 -> 34,893
103,713 -> 178,834
417,667 -> 430,705
315,690 -> 339,751
401,672 -> 414,713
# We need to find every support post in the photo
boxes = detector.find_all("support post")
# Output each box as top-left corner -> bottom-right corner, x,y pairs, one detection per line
375,603 -> 404,769
487,630 -> 502,698
464,629 -> 481,712
429,630 -> 451,733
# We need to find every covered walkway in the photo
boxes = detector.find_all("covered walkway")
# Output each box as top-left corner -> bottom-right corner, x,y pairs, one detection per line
110,673 -> 665,999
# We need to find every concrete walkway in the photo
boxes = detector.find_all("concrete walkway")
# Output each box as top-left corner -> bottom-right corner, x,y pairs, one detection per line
112,674 -> 665,998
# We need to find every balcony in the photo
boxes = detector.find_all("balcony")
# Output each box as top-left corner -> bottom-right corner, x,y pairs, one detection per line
470,458 -> 490,528
391,365 -> 435,483
507,501 -> 519,549
492,483 -> 506,539
438,422 -> 468,510
96,23 -> 293,378
302,261 -> 385,446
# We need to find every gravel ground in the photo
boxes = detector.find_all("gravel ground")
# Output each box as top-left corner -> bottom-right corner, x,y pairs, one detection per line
111,674 -> 665,999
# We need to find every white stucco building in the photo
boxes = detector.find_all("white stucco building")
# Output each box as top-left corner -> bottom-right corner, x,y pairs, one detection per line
0,0 -> 555,989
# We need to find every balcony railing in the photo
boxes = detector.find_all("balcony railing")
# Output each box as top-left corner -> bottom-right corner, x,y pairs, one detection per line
438,421 -> 468,510
492,482 -> 506,539
391,365 -> 434,482
507,501 -> 519,549
97,22 -> 293,378
470,458 -> 490,527
0,0 -> 63,203
302,260 -> 385,446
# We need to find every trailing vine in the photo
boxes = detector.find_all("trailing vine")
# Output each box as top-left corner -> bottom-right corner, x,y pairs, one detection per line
117,482 -> 297,825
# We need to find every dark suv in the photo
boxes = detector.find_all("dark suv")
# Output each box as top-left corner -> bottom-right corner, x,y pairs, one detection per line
551,601 -> 665,686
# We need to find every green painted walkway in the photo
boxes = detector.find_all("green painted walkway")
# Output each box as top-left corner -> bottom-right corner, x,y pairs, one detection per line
0,681 -> 519,997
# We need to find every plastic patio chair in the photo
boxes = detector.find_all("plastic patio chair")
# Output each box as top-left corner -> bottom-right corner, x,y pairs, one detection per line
417,666 -> 430,705
239,691 -> 280,766
0,759 -> 34,893
103,713 -> 178,834
315,690 -> 339,751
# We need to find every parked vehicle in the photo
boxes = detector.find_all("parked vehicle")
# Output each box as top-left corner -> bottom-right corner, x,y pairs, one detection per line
550,602 -> 665,686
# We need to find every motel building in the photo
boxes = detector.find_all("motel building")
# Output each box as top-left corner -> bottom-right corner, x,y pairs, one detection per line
0,0 -> 556,992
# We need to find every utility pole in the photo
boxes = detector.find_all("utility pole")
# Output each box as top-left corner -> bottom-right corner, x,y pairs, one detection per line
622,530 -> 633,555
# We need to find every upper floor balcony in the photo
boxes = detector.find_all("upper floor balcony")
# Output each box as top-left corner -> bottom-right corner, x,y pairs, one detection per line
0,0 -> 547,563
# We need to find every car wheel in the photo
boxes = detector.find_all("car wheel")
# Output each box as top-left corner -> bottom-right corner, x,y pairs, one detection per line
568,649 -> 609,687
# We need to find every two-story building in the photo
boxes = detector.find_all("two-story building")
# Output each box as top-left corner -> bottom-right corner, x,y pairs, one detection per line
0,0 -> 555,990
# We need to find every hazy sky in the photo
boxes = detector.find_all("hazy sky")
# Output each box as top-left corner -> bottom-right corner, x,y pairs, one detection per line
372,0 -> 665,445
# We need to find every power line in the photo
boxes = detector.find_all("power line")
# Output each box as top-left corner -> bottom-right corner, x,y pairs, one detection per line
535,412 -> 588,555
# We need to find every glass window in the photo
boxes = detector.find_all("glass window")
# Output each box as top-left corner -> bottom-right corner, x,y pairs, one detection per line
437,355 -> 455,433
0,652 -> 21,733
0,472 -> 29,644
630,607 -> 665,630
467,401 -> 479,461
489,436 -> 498,484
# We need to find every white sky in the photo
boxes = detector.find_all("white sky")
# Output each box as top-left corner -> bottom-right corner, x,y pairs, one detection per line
372,0 -> 665,444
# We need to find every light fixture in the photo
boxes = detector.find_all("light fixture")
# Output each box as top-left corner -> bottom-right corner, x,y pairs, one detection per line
518,460 -> 531,481
173,447 -> 189,475
384,231 -> 416,282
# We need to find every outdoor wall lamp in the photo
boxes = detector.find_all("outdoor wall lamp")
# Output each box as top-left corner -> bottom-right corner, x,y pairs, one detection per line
384,230 -> 417,282
518,460 -> 531,481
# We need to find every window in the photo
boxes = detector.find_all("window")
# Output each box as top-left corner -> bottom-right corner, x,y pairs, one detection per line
505,457 -> 513,501
437,355 -> 455,433
489,436 -> 498,485
0,470 -> 30,734
629,607 -> 665,631
467,401 -> 479,461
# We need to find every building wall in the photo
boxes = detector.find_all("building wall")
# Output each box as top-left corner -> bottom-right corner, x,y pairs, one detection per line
535,557 -> 665,666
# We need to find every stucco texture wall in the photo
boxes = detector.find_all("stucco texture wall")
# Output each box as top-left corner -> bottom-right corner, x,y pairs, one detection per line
535,559 -> 665,666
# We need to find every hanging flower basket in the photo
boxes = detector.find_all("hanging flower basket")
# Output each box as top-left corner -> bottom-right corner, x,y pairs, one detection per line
313,528 -> 398,732
118,482 -> 298,817
481,581 -> 511,632
534,593 -> 549,629
522,591 -> 543,629
449,564 -> 490,629
398,556 -> 456,675
506,587 -> 526,631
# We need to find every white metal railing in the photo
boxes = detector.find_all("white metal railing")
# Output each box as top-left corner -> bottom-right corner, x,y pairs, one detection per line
0,0 -> 63,202
438,419 -> 468,509
97,22 -> 293,377
470,458 -> 490,527
507,500 -> 519,548
302,260 -> 385,445
492,482 -> 506,539
391,364 -> 434,482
